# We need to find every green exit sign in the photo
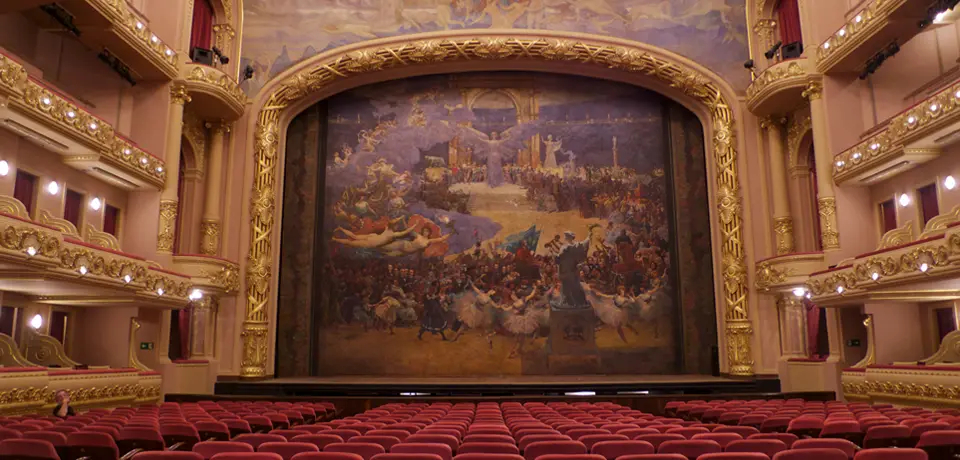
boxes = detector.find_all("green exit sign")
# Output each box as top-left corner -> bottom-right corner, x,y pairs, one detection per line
139,342 -> 154,350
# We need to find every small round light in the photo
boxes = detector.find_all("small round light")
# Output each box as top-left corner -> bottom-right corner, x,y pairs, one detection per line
0,161 -> 10,177
836,160 -> 845,168
907,116 -> 917,124
156,166 -> 163,173
123,274 -> 132,283
140,157 -> 148,164
41,97 -> 51,106
936,11 -> 948,22
189,289 -> 203,301
792,287 -> 806,298
871,272 -> 880,281
836,286 -> 845,294
823,41 -> 831,50
89,197 -> 102,211
805,292 -> 812,299
855,14 -> 863,23
26,246 -> 37,256
164,48 -> 173,56
88,122 -> 98,131
899,193 -> 911,207
65,110 -> 75,119
920,262 -> 930,272
156,287 -> 164,296
870,143 -> 880,150
135,21 -> 144,30
46,181 -> 59,195
955,90 -> 960,99
945,175 -> 957,190
123,148 -> 132,155
150,35 -> 159,43
29,314 -> 42,330
838,28 -> 847,37
930,103 -> 940,112
78,265 -> 88,275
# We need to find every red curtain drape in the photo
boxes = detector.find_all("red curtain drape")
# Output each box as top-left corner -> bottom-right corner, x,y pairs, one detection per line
13,172 -> 35,216
190,0 -> 214,51
776,0 -> 803,45
178,308 -> 191,359
804,299 -> 821,358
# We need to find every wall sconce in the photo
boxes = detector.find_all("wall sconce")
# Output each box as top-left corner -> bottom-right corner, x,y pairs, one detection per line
945,176 -> 956,190
46,181 -> 60,195
898,193 -> 911,207
89,197 -> 102,211
29,314 -> 42,330
0,161 -> 10,177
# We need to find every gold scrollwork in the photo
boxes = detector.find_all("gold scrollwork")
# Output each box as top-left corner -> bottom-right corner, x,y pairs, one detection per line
245,35 -> 754,378
818,196 -> 840,250
184,65 -> 247,110
156,200 -> 179,254
746,61 -> 805,101
200,219 -> 222,256
774,216 -> 795,255
755,261 -> 792,291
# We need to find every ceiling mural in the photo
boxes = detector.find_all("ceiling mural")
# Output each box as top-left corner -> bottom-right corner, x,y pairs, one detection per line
239,0 -> 750,95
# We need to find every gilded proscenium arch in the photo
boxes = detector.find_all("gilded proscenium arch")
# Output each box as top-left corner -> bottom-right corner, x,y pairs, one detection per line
242,31 -> 754,378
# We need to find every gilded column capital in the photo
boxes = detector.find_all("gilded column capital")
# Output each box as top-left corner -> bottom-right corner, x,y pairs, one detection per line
171,84 -> 192,106
802,82 -> 823,101
817,196 -> 840,250
241,321 -> 269,378
759,116 -> 786,131
205,120 -> 232,135
773,216 -> 795,255
200,219 -> 222,256
157,199 -> 179,254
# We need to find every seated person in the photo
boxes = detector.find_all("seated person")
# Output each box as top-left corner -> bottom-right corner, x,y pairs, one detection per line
53,390 -> 75,418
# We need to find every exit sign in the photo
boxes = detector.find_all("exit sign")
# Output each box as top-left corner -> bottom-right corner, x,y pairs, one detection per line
140,342 -> 154,350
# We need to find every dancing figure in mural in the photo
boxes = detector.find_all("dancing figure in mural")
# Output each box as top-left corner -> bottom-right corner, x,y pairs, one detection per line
584,284 -> 641,343
542,134 -> 562,169
457,122 -> 540,187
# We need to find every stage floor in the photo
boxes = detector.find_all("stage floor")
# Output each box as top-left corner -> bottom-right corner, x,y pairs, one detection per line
215,374 -> 780,397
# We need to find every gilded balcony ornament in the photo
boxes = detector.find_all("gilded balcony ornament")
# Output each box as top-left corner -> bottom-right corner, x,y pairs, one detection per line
185,65 -> 247,106
755,261 -> 792,291
0,225 -> 61,259
245,34 -> 755,378
786,112 -> 812,166
200,219 -> 221,256
816,0 -> 906,72
128,318 -> 151,372
802,81 -> 823,101
746,61 -> 805,100
20,80 -> 116,149
38,210 -> 80,238
156,199 -> 178,254
0,54 -> 28,96
204,263 -> 239,294
818,196 -> 840,250
91,0 -> 179,75
920,205 -> 960,238
774,216 -> 795,255
752,19 -> 778,50
83,224 -> 122,251
879,221 -> 915,249
213,24 -> 236,55
0,196 -> 30,219
171,84 -> 192,106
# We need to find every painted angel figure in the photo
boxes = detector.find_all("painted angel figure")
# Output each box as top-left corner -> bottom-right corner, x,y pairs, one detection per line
456,121 -> 541,187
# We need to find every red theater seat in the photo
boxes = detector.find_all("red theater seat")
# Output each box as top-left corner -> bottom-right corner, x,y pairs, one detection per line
135,453 -> 205,460
590,440 -> 655,460
459,443 -> 519,456
259,442 -> 322,460
325,442 -> 388,460
194,441 -> 257,459
853,449 -> 928,460
724,440 -> 786,457
0,438 -> 60,460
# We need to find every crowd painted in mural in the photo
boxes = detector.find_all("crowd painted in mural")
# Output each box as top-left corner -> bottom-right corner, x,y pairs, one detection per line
317,74 -> 678,370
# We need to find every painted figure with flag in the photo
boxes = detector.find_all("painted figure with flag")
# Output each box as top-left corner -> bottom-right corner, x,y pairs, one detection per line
499,225 -> 541,280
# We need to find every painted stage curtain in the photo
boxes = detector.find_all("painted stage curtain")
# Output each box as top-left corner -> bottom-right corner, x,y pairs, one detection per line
190,0 -> 214,51
776,0 -> 803,46
804,298 -> 821,358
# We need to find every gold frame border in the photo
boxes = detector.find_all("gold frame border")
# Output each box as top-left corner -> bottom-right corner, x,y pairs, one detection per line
241,31 -> 754,378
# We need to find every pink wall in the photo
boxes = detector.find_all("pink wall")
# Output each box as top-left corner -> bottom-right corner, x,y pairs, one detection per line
864,302 -> 925,364
70,307 -> 138,368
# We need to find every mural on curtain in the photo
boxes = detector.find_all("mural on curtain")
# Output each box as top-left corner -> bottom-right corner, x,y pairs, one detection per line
239,0 -> 750,94
276,72 -> 717,377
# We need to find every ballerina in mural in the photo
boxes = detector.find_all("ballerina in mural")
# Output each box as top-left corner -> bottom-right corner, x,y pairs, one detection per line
503,286 -> 546,359
457,122 -> 541,187
584,283 -> 640,343
451,281 -> 499,345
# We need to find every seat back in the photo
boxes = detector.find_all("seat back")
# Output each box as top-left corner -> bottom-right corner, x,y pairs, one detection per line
193,441 -> 255,459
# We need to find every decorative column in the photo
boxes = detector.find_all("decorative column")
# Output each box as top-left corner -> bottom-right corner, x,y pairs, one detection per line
777,294 -> 808,359
803,81 -> 840,251
200,121 -> 229,255
761,117 -> 795,255
157,84 -> 191,254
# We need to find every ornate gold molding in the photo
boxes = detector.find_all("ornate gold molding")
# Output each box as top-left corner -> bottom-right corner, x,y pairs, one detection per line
38,210 -> 80,238
852,315 -> 876,368
0,196 -> 31,219
156,200 -> 178,254
834,78 -> 960,184
802,81 -> 823,101
818,196 -> 840,250
0,54 -> 166,189
746,60 -> 806,101
20,329 -> 80,368
752,19 -> 778,51
182,111 -> 208,174
181,64 -> 247,118
200,219 -> 221,256
879,221 -> 915,249
786,112 -> 812,168
128,318 -> 151,372
774,216 -> 795,255
83,224 -> 122,251
816,0 -> 910,73
171,84 -> 192,106
0,333 -> 33,367
245,33 -> 754,378
88,0 -> 179,74
213,24 -> 236,57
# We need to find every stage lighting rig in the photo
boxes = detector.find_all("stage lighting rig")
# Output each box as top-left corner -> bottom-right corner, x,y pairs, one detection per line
764,41 -> 783,60
859,41 -> 900,80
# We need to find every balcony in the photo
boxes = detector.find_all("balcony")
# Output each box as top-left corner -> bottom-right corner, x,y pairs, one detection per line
816,0 -> 931,74
3,0 -> 179,81
832,78 -> 960,185
0,207 -> 192,308
746,58 -> 816,116
172,254 -> 240,296
755,252 -> 827,293
0,53 -> 166,190
805,210 -> 960,305
180,64 -> 247,120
